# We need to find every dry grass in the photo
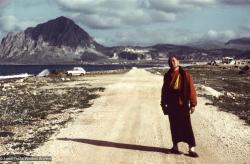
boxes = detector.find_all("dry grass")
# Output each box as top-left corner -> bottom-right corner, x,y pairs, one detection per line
149,65 -> 250,125
0,76 -> 105,155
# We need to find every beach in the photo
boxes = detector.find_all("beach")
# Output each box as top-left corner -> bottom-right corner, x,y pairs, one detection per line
0,67 -> 249,163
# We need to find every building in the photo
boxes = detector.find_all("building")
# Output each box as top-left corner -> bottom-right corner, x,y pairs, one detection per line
222,57 -> 236,65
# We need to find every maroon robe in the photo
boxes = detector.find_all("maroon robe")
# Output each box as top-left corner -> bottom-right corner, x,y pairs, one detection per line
161,66 -> 197,146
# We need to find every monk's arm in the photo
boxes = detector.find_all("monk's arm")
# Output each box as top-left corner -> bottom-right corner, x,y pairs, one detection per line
161,74 -> 167,107
188,73 -> 197,107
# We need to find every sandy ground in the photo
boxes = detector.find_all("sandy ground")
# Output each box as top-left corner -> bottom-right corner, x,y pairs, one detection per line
22,69 -> 249,164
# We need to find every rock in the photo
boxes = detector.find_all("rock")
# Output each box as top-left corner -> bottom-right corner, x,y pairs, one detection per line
239,65 -> 249,74
3,83 -> 11,88
239,70 -> 245,74
32,91 -> 37,95
18,91 -> 25,95
0,132 -> 15,137
37,69 -> 50,77
16,78 -> 25,83
0,96 -> 8,100
196,84 -> 223,98
224,91 -> 236,100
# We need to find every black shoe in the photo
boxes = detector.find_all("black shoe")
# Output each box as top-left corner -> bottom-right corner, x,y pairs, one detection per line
170,148 -> 182,154
188,151 -> 199,158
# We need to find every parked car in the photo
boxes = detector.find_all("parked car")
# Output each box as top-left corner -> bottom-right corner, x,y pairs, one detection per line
66,67 -> 86,76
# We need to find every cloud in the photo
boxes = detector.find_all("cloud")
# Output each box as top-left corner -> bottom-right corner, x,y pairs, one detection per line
0,0 -> 11,17
88,27 -> 239,46
0,15 -> 37,42
145,0 -> 216,12
183,0 -> 215,5
0,15 -> 19,32
0,1 -> 44,40
0,15 -> 36,33
55,0 -> 178,29
167,29 -> 237,44
200,29 -> 236,41
1,0 -> 248,46
76,14 -> 122,29
9,0 -> 49,8
239,23 -> 250,36
55,0 -> 250,34
220,0 -> 250,5
56,0 -> 243,30
241,24 -> 250,31
0,0 -> 10,8
93,26 -> 193,46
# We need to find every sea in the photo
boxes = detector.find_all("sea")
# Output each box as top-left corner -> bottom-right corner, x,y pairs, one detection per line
0,64 -> 162,79
0,63 -> 193,80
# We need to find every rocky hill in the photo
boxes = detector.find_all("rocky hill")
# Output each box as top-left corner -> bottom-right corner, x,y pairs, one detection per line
0,16 -> 108,64
24,16 -> 92,48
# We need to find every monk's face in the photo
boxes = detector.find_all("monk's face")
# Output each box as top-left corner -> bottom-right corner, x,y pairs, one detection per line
168,57 -> 179,69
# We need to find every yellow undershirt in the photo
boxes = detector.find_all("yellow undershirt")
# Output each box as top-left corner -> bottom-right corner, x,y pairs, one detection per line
173,74 -> 180,90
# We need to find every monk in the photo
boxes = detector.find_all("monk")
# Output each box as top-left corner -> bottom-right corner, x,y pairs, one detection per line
161,56 -> 198,157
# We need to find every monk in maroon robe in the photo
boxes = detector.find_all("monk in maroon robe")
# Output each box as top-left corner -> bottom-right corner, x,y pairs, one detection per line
161,56 -> 198,157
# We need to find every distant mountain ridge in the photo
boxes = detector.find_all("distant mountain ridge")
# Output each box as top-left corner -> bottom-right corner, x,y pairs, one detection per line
226,37 -> 250,45
0,16 -> 249,64
186,40 -> 226,50
186,38 -> 250,53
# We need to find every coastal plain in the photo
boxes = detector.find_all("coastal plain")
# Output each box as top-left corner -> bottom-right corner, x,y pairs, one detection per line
0,67 -> 249,164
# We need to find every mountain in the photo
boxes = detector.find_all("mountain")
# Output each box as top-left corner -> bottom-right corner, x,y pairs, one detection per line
0,16 -> 249,64
0,16 -> 108,64
225,37 -> 250,51
109,44 -> 212,61
237,50 -> 250,59
226,37 -> 250,45
227,37 -> 250,58
186,40 -> 226,50
24,16 -> 93,48
185,39 -> 248,58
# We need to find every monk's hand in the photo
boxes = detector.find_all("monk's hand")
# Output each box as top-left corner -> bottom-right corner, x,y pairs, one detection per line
190,107 -> 195,114
161,104 -> 168,115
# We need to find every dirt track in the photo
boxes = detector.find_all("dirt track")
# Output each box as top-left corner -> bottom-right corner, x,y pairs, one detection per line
30,69 -> 249,164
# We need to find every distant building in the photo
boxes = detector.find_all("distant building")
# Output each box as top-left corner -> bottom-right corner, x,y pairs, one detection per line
111,52 -> 118,59
209,57 -> 250,66
210,60 -> 219,66
222,57 -> 236,65
235,59 -> 250,66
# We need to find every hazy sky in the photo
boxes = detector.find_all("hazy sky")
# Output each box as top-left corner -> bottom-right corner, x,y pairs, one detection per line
0,0 -> 250,46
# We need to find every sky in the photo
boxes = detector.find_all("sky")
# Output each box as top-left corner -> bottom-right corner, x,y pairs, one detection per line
0,0 -> 250,46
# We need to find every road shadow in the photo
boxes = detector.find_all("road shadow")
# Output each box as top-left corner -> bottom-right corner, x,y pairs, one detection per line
57,138 -> 178,155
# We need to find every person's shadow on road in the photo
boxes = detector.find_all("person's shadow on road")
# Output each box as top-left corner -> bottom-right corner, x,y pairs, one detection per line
57,138 -> 178,155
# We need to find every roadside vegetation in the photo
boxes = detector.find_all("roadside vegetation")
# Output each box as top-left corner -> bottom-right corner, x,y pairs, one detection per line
0,76 -> 104,155
148,65 -> 250,125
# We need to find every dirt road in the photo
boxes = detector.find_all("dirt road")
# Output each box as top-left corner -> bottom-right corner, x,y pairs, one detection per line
31,69 -> 249,164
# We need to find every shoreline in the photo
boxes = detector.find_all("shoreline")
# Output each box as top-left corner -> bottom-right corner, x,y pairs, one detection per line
0,63 -> 162,77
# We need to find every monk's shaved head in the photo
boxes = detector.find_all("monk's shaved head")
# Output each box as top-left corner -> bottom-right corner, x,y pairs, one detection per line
168,56 -> 179,70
